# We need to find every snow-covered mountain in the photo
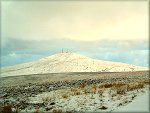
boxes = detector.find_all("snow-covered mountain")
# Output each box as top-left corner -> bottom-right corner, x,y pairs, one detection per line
1,52 -> 148,77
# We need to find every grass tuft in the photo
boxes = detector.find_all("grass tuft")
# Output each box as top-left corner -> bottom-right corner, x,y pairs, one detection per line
1,104 -> 12,113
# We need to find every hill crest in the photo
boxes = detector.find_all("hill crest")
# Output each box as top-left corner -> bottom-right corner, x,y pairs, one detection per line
1,52 -> 148,77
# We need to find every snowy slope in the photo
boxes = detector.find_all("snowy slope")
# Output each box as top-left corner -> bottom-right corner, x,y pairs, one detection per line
1,52 -> 148,77
114,90 -> 149,112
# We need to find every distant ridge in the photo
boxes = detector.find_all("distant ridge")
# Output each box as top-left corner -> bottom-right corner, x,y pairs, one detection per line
1,52 -> 148,77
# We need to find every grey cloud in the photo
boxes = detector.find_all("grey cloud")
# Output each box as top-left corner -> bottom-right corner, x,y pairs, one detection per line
1,38 -> 149,67
1,38 -> 148,55
97,40 -> 148,50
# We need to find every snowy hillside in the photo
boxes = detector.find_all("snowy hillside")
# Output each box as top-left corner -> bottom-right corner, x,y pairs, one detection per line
1,52 -> 148,77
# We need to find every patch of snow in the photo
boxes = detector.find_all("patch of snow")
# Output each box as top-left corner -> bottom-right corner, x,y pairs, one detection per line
28,86 -> 149,112
114,90 -> 149,112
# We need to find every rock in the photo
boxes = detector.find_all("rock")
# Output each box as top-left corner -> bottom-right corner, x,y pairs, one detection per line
46,106 -> 53,111
50,102 -> 55,105
99,106 -> 108,110
118,103 -> 122,106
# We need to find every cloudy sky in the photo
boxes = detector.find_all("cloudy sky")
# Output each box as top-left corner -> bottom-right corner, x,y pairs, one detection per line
1,1 -> 149,67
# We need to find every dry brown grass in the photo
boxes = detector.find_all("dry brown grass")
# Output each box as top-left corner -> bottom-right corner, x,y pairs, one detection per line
42,79 -> 147,107
42,96 -> 50,102
80,84 -> 98,94
42,96 -> 55,103
97,81 -> 146,95
71,84 -> 98,95
1,104 -> 12,113
79,83 -> 86,89
83,88 -> 90,94
136,78 -> 150,84
127,82 -> 144,91
70,80 -> 146,96
103,83 -> 113,88
98,89 -> 104,97
73,90 -> 80,95
114,85 -> 127,95
99,84 -> 105,88
71,88 -> 78,92
52,109 -> 62,113
66,111 -> 72,113
62,94 -> 68,98
113,82 -> 126,87
111,81 -> 145,95
71,88 -> 81,95
34,109 -> 39,113
99,82 -> 125,89
91,84 -> 97,94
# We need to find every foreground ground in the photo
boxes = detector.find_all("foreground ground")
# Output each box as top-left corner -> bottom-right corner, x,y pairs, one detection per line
0,71 -> 149,112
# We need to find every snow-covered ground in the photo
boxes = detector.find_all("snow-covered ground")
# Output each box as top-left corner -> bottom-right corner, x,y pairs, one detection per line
1,53 -> 148,77
114,89 -> 149,112
27,84 -> 149,112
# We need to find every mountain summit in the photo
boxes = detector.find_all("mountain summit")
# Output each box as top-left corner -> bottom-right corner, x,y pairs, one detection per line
1,52 -> 148,77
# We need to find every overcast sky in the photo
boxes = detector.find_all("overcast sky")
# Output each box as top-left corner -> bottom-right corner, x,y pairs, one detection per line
1,1 -> 149,67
